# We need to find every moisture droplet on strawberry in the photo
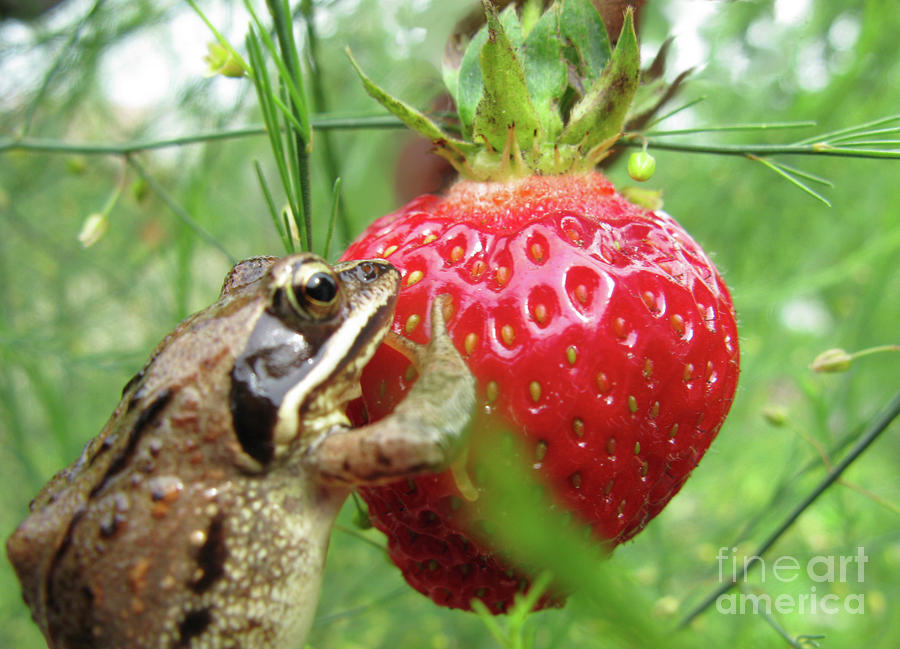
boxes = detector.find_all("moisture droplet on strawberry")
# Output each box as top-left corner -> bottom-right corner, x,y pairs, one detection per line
342,173 -> 739,612
341,1 -> 739,613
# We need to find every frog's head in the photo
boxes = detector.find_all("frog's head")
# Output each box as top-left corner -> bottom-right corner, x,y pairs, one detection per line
230,253 -> 400,467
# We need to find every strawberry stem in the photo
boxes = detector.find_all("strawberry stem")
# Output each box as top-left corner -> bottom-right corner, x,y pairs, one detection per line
348,0 -> 641,181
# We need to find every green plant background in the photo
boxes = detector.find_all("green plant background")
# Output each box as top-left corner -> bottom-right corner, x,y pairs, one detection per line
1,1 -> 898,648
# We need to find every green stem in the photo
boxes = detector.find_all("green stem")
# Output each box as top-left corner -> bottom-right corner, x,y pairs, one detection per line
323,177 -> 342,261
624,138 -> 900,160
643,120 -> 817,136
747,582 -> 823,649
126,156 -> 234,264
311,585 -> 407,628
266,0 -> 312,250
332,523 -> 386,551
6,120 -> 896,159
679,386 -> 900,628
850,344 -> 900,361
302,0 -> 349,246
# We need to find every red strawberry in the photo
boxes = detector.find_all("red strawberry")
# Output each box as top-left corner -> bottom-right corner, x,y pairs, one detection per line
342,2 -> 739,613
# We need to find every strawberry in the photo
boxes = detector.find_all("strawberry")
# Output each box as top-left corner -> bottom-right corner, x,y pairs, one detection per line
341,1 -> 739,613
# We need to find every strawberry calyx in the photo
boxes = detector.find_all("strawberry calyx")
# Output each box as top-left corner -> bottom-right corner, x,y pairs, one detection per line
348,0 -> 640,182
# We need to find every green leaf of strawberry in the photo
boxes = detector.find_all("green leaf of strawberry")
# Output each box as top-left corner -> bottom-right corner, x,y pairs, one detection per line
342,1 -> 739,614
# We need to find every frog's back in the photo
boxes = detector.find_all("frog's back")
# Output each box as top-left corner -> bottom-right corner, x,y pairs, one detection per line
3,257 -> 340,648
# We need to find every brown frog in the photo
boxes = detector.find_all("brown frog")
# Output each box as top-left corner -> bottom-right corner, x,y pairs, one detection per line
6,253 -> 475,649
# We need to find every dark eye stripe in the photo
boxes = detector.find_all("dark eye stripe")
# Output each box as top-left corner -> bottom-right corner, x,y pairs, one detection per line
229,311 -> 329,466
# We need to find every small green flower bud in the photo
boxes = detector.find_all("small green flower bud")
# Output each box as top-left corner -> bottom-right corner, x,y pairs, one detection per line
652,595 -> 679,618
762,405 -> 788,427
131,178 -> 149,204
810,348 -> 853,373
66,156 -> 87,175
627,151 -> 656,182
204,42 -> 247,79
78,213 -> 109,248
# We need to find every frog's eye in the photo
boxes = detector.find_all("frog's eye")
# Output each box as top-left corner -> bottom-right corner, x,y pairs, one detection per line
284,264 -> 341,319
304,272 -> 338,304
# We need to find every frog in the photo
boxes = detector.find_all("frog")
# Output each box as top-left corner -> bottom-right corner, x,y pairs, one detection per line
6,253 -> 475,649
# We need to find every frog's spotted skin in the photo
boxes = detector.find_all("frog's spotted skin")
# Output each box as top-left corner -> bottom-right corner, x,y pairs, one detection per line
6,254 -> 474,649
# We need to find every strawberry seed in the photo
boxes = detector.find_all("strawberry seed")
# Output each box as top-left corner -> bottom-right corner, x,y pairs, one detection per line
628,395 -> 638,414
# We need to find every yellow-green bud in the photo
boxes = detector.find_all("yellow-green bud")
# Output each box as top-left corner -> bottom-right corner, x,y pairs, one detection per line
78,213 -> 109,248
131,178 -> 149,204
627,151 -> 656,182
204,42 -> 247,78
762,405 -> 789,427
66,156 -> 87,175
810,348 -> 853,373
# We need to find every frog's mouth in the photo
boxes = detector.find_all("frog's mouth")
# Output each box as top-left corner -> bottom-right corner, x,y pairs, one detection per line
229,259 -> 400,467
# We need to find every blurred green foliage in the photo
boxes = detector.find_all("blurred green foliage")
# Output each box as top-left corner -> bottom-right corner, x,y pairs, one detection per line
1,1 -> 898,648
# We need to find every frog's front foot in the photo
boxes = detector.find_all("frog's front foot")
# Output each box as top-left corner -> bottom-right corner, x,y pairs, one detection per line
308,295 -> 475,485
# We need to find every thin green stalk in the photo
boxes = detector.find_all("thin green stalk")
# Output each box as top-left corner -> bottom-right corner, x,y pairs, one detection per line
332,523 -> 386,551
749,155 -> 831,207
849,344 -> 900,360
323,177 -> 342,261
769,160 -> 834,187
254,159 -> 291,251
679,387 -> 900,628
263,0 -> 312,248
281,84 -> 308,247
14,118 -> 900,157
246,34 -> 289,186
126,156 -> 234,263
792,113 -> 900,145
642,96 -> 706,130
643,120 -> 817,137
310,114 -> 404,130
835,139 -> 900,146
623,139 -> 900,159
245,26 -> 306,249
831,126 -> 900,143
748,582 -> 825,649
0,126 -> 267,155
302,0 -> 349,245
311,585 -> 408,628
